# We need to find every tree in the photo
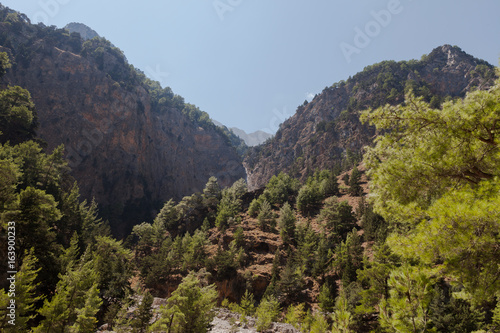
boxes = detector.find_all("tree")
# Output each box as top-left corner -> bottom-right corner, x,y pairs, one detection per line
203,176 -> 221,209
257,200 -> 275,231
361,78 -> 500,305
296,184 -> 321,215
263,172 -> 300,206
331,292 -> 353,333
379,265 -> 435,333
0,251 -> 41,331
33,251 -> 102,333
255,296 -> 281,332
150,273 -> 217,333
319,197 -> 357,242
361,80 -> 500,222
278,202 -> 296,245
348,166 -> 363,196
131,292 -> 154,333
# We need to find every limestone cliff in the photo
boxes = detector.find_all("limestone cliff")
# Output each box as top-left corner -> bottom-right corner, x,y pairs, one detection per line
0,6 -> 246,236
244,45 -> 496,190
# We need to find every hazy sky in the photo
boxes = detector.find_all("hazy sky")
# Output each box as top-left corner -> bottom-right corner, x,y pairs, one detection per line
2,1 -> 500,133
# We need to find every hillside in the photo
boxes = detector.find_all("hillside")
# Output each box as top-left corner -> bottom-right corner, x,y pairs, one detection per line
244,45 -> 496,190
0,6 -> 246,236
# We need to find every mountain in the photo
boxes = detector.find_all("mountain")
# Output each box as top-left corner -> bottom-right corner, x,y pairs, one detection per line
0,5 -> 246,236
229,127 -> 272,147
64,22 -> 99,40
244,45 -> 496,190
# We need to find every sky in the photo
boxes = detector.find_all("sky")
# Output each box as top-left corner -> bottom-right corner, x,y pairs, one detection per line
2,0 -> 500,134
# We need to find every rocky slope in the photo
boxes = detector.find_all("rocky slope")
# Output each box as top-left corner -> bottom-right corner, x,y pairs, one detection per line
244,45 -> 496,190
0,6 -> 246,236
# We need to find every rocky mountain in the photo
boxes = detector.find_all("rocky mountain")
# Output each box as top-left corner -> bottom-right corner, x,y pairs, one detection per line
0,6 -> 246,236
229,127 -> 272,147
64,22 -> 99,41
244,45 -> 496,190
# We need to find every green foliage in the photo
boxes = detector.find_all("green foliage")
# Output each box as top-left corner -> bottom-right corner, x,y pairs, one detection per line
0,85 -> 37,144
150,273 -> 217,333
348,166 -> 363,196
0,251 -> 41,331
263,172 -> 300,206
318,282 -> 336,313
278,202 -> 296,245
33,251 -> 102,333
130,292 -> 153,333
247,197 -> 262,217
203,176 -> 221,209
361,79 -> 500,222
255,296 -> 281,332
387,181 -> 500,304
257,199 -> 275,231
358,198 -> 387,243
379,265 -> 435,333
153,199 -> 179,232
428,282 -> 485,333
284,303 -> 306,330
334,229 -> 363,287
296,184 -> 322,215
319,197 -> 357,243
215,179 -> 246,230
331,292 -> 354,333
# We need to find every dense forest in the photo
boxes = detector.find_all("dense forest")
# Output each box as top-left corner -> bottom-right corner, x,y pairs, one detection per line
0,38 -> 499,331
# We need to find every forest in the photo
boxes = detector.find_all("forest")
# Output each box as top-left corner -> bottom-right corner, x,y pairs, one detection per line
0,30 -> 499,332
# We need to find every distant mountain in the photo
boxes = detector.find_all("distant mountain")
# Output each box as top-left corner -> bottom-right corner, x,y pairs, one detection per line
244,45 -> 496,190
229,127 -> 272,147
0,5 -> 246,236
64,22 -> 99,40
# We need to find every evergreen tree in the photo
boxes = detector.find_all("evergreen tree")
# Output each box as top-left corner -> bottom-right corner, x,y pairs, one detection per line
33,251 -> 101,332
257,199 -> 275,231
348,166 -> 363,196
150,273 -> 217,333
255,296 -> 281,331
0,251 -> 41,331
278,202 -> 296,245
131,292 -> 154,333
296,184 -> 321,215
319,197 -> 357,243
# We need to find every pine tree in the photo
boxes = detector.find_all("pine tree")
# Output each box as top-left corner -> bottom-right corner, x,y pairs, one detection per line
348,166 -> 362,196
33,251 -> 101,332
0,251 -> 41,332
131,292 -> 154,333
278,202 -> 296,245
150,273 -> 217,333
257,199 -> 275,231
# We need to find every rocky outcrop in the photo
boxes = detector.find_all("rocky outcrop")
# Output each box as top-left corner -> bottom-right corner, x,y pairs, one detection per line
0,6 -> 245,236
64,22 -> 99,41
244,45 -> 496,190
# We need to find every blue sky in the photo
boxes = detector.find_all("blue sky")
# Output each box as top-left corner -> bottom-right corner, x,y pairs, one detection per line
2,0 -> 500,133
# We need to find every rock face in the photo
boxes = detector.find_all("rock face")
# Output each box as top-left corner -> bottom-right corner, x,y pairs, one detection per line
0,7 -> 246,236
244,45 -> 496,190
64,22 -> 99,41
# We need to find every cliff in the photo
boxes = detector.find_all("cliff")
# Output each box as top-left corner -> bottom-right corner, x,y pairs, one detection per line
0,6 -> 246,236
244,45 -> 496,190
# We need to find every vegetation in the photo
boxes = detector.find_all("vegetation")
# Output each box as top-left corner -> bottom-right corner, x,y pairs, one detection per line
0,5 -> 498,330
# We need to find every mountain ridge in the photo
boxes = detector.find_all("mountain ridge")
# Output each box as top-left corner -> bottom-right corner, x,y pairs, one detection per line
0,5 -> 246,236
244,44 -> 496,190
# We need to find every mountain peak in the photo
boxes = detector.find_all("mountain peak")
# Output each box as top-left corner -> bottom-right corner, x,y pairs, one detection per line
64,22 -> 100,40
